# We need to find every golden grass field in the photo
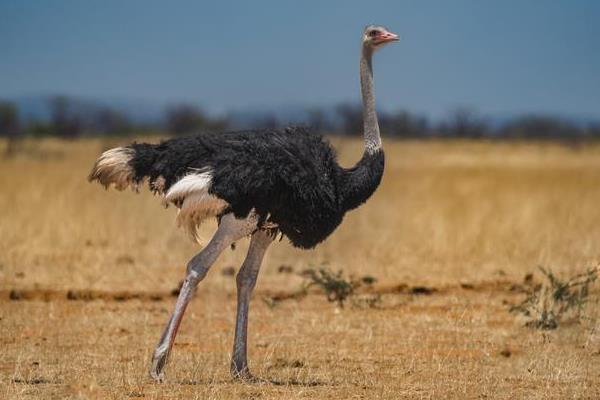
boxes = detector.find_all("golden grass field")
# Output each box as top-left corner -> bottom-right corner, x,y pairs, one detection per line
1,137 -> 600,399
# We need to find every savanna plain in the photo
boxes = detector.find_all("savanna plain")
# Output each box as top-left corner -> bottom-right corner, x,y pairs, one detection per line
1,137 -> 600,399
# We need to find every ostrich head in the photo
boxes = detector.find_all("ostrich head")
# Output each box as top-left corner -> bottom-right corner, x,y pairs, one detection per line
363,25 -> 399,50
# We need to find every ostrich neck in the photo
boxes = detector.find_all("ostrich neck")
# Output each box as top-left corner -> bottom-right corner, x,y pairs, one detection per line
360,46 -> 381,153
337,45 -> 385,212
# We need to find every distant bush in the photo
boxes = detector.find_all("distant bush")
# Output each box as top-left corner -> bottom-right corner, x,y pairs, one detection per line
500,116 -> 581,139
5,95 -> 600,140
335,103 -> 363,136
48,96 -> 83,138
436,108 -> 489,138
380,110 -> 429,137
0,101 -> 19,138
165,104 -> 228,135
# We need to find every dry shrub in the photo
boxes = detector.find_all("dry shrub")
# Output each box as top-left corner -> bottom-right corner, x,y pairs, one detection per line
303,267 -> 379,308
510,265 -> 599,329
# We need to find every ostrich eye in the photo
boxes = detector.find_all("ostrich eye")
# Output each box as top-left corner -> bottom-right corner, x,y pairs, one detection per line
369,30 -> 379,38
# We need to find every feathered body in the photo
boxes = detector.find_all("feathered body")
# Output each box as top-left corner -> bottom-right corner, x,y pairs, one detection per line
89,127 -> 384,249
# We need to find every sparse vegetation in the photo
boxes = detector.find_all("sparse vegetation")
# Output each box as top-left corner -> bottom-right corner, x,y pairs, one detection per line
510,266 -> 599,329
303,267 -> 358,307
2,138 -> 600,398
302,267 -> 378,308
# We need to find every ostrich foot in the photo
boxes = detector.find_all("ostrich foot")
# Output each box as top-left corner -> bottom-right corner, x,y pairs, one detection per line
149,347 -> 170,383
231,366 -> 267,383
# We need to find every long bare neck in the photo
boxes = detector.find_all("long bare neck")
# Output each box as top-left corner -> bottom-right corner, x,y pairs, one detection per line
360,46 -> 381,153
337,44 -> 385,212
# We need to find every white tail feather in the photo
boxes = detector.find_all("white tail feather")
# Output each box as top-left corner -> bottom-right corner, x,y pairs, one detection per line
88,147 -> 136,190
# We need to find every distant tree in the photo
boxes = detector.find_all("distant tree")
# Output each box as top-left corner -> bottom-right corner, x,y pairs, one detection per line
586,122 -> 600,139
165,104 -> 228,135
49,96 -> 82,138
307,108 -> 334,134
27,120 -> 54,137
335,103 -> 362,136
93,107 -> 132,135
500,115 -> 581,139
380,110 -> 429,137
438,108 -> 489,138
0,101 -> 20,156
0,101 -> 19,137
249,113 -> 280,130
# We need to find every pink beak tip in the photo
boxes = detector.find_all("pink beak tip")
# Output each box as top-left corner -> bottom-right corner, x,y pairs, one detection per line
381,31 -> 400,42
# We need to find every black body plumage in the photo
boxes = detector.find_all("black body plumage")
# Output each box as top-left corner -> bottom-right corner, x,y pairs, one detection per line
125,127 -> 384,249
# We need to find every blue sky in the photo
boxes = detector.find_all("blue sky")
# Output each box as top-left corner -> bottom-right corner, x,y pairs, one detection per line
1,0 -> 599,119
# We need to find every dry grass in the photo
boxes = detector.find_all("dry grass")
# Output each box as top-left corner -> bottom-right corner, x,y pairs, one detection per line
1,137 -> 600,399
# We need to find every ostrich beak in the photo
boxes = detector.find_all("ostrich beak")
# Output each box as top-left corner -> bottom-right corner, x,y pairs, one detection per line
379,30 -> 399,43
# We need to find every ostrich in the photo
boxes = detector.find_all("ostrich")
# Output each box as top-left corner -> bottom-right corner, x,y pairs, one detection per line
89,25 -> 398,381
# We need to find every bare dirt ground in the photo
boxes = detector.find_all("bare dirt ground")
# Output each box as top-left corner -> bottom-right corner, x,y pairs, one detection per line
1,138 -> 600,399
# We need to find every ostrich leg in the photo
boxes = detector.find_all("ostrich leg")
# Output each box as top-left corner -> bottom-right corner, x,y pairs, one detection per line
150,213 -> 258,382
230,229 -> 273,380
